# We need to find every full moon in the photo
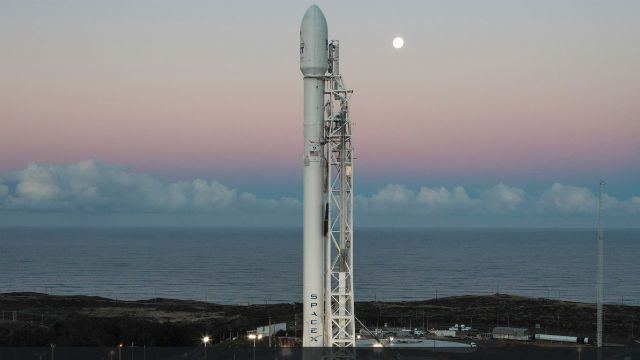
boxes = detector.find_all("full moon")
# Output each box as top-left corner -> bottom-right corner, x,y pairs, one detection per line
392,37 -> 404,49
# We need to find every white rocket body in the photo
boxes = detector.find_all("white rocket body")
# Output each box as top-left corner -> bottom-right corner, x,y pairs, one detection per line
300,4 -> 328,348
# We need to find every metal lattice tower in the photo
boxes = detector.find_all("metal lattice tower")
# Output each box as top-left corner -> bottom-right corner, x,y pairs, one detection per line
597,179 -> 605,348
324,40 -> 356,348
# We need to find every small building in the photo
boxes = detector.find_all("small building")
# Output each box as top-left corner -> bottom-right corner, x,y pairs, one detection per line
256,322 -> 287,336
359,328 -> 393,338
492,327 -> 529,341
432,329 -> 456,337
448,324 -> 471,331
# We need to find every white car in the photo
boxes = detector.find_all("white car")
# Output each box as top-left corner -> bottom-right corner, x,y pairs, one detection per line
470,342 -> 477,348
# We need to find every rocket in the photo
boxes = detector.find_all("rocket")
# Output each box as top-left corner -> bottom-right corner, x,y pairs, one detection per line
300,4 -> 328,347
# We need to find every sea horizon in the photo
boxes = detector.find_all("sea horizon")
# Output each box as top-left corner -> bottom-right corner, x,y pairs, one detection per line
1,227 -> 637,306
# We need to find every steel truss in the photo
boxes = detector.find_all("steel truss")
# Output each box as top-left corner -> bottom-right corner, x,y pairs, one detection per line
323,40 -> 355,349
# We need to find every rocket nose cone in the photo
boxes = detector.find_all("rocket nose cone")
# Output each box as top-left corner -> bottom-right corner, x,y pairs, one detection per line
302,4 -> 325,23
300,5 -> 327,37
300,5 -> 328,76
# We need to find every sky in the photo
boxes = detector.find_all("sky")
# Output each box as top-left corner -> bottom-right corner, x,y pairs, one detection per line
1,0 -> 638,227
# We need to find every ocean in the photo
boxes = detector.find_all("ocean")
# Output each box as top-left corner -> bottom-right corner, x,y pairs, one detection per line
0,227 -> 638,305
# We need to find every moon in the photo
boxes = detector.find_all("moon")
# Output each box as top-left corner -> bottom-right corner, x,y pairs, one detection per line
392,37 -> 404,49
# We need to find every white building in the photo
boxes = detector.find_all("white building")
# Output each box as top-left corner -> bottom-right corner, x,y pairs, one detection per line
256,322 -> 287,336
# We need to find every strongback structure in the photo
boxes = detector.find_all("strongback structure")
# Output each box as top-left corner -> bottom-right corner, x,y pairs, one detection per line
300,5 -> 355,348
324,39 -> 355,348
597,180 -> 604,348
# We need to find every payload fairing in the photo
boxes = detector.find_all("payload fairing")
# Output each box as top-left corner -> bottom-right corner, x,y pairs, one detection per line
300,5 -> 355,348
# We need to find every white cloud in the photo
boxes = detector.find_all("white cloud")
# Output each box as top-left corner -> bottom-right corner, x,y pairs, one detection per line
355,184 -> 413,213
482,183 -> 525,214
0,160 -> 299,213
372,184 -> 415,205
621,197 -> 640,214
14,163 -> 62,202
0,183 -> 8,200
536,183 -> 598,214
356,182 -> 638,220
357,184 -> 478,215
417,186 -> 477,212
1,161 -> 638,225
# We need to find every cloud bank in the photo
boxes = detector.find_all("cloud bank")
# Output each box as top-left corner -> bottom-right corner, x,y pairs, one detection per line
0,160 -> 638,226
357,183 -> 638,218
0,160 -> 300,213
